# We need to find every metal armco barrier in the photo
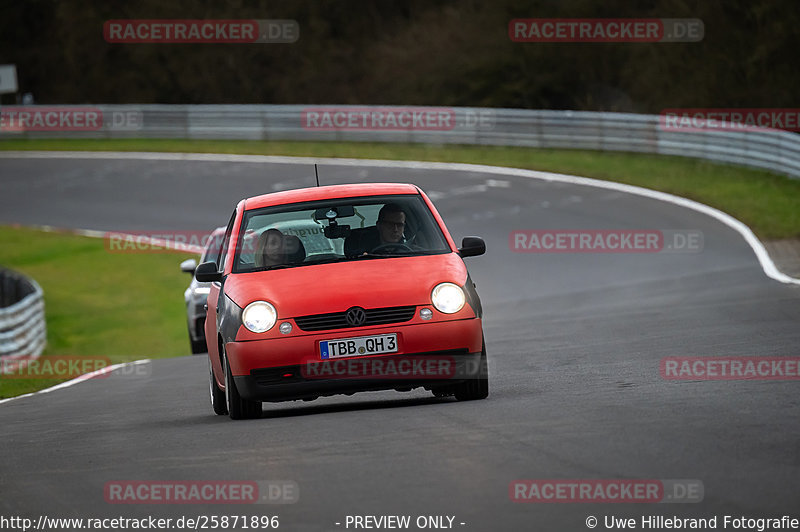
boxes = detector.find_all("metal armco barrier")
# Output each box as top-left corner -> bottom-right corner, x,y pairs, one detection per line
1,105 -> 799,179
0,268 -> 46,373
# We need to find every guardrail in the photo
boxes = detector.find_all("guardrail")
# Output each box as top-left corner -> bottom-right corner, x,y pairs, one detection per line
1,105 -> 799,179
0,268 -> 46,373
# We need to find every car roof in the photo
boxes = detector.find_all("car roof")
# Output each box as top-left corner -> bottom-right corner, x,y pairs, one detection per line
242,183 -> 421,210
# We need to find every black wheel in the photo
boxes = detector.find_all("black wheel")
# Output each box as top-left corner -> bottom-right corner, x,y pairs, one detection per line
223,349 -> 262,420
454,341 -> 489,401
209,357 -> 228,415
190,326 -> 207,354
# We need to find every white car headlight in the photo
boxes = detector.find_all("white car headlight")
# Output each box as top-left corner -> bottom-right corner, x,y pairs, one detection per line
242,301 -> 277,333
431,283 -> 466,314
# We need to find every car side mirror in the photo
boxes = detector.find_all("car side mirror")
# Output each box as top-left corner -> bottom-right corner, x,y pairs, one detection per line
195,261 -> 222,283
459,236 -> 486,258
180,258 -> 198,274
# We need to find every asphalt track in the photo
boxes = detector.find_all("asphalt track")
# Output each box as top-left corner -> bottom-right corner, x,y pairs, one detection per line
1,153 -> 799,531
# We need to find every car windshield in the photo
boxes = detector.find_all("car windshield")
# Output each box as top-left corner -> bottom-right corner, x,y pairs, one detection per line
233,194 -> 450,273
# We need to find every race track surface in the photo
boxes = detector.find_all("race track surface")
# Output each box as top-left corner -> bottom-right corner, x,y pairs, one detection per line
1,154 -> 798,531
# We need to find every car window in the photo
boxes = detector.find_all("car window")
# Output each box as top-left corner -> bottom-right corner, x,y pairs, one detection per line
233,194 -> 450,273
217,209 -> 237,271
201,232 -> 225,265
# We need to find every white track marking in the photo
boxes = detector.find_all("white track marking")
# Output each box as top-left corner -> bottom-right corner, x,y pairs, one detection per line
3,150 -> 797,285
21,225 -> 206,254
0,359 -> 151,405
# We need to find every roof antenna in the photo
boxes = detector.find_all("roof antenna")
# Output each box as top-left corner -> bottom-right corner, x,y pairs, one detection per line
314,164 -> 320,187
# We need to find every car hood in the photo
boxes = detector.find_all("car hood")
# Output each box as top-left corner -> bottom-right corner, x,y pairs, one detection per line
224,253 -> 468,318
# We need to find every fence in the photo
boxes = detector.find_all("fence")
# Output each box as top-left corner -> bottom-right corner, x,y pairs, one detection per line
0,268 -> 46,373
1,105 -> 799,179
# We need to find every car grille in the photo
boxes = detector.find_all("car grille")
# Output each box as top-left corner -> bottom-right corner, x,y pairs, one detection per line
294,306 -> 416,332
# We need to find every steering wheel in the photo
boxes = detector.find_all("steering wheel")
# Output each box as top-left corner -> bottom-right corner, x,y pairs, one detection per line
370,243 -> 413,254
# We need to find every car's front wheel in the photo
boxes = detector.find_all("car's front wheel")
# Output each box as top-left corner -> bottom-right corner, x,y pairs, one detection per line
223,348 -> 262,420
453,341 -> 489,401
209,357 -> 228,416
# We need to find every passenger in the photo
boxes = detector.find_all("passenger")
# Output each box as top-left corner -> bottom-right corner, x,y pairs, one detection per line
256,228 -> 286,267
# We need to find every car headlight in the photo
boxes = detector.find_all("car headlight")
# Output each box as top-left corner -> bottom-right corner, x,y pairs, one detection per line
193,286 -> 211,296
242,301 -> 277,333
431,283 -> 465,314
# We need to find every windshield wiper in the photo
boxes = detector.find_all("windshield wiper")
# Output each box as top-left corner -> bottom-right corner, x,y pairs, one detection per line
302,257 -> 350,266
354,252 -> 420,259
252,264 -> 296,272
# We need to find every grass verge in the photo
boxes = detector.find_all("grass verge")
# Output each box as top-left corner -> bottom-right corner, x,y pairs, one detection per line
0,226 -> 195,398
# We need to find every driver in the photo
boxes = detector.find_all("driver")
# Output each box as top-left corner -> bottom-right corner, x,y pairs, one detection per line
344,203 -> 407,256
376,203 -> 406,245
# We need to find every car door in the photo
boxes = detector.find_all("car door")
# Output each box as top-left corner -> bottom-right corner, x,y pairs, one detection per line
205,209 -> 237,379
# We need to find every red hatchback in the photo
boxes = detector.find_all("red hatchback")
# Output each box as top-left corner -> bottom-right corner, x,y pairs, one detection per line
196,183 -> 487,419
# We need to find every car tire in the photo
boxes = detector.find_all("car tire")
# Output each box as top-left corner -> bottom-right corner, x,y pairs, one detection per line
223,348 -> 262,420
454,340 -> 489,401
188,323 -> 207,354
191,338 -> 207,355
209,357 -> 228,416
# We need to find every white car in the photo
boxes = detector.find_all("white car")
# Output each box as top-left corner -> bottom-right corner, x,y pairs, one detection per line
181,227 -> 225,354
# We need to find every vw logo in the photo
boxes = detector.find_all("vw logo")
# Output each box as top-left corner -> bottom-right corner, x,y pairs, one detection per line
345,306 -> 367,326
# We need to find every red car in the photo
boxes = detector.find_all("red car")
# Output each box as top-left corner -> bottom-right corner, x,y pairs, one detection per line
196,183 -> 487,419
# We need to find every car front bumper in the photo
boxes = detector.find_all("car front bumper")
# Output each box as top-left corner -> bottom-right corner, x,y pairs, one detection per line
225,318 -> 483,402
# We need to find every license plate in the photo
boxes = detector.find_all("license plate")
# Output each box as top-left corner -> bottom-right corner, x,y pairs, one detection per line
320,334 -> 398,359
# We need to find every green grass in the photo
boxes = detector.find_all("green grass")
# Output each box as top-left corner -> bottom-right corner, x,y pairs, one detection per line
2,138 -> 799,239
0,226 -> 196,398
